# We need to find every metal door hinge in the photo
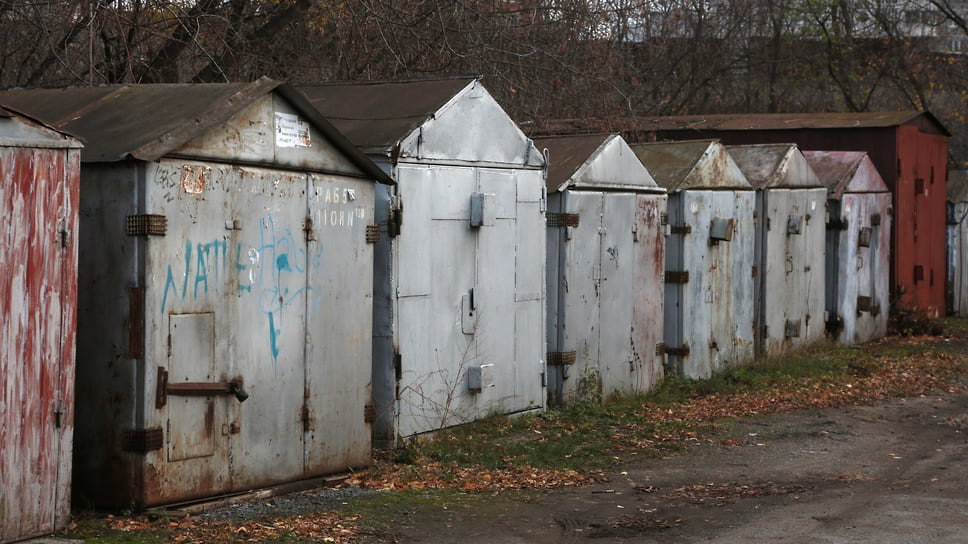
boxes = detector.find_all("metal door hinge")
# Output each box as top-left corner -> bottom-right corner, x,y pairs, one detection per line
126,214 -> 167,236
547,351 -> 577,366
547,213 -> 580,227
388,195 -> 403,237
828,217 -> 848,230
655,342 -> 666,356
366,224 -> 380,243
127,287 -> 145,359
58,219 -> 72,248
858,227 -> 872,247
665,270 -> 689,284
660,212 -> 669,226
304,217 -> 316,241
670,224 -> 691,234
665,344 -> 690,357
53,399 -> 64,428
121,428 -> 164,453
364,403 -> 377,423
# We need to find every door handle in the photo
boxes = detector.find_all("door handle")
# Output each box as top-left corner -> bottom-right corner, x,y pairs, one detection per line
156,367 -> 248,407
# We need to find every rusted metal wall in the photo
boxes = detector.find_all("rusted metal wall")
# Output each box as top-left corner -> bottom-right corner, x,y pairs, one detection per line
51,90 -> 381,509
0,111 -> 80,543
540,134 -> 666,406
806,151 -> 892,345
629,113 -> 949,318
729,145 -> 826,357
632,140 -> 756,380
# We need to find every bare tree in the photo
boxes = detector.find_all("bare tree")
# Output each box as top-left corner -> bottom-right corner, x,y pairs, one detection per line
1,0 -> 966,164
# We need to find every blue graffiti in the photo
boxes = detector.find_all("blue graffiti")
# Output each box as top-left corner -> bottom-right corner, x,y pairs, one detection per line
160,214 -> 322,366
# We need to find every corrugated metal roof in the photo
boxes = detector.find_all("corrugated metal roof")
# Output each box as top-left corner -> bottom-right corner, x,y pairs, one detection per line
298,78 -> 476,152
802,151 -> 888,198
726,144 -> 790,188
728,143 -> 822,189
533,133 -> 611,192
631,139 -> 750,192
0,78 -> 391,183
0,81 -> 268,162
635,111 -> 951,137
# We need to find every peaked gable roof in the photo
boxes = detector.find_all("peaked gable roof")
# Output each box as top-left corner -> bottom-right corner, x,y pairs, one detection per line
630,139 -> 750,192
727,144 -> 822,190
0,106 -> 81,149
0,78 -> 391,183
298,78 -> 473,153
299,77 -> 542,168
802,151 -> 888,198
534,133 -> 662,193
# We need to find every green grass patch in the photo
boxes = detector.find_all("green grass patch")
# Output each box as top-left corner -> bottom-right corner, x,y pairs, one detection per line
396,329 -> 968,476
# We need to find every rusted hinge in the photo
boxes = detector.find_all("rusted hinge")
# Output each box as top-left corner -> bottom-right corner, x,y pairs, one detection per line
669,224 -> 691,234
858,227 -> 872,248
665,343 -> 690,357
304,217 -> 316,241
857,295 -> 874,313
127,287 -> 145,359
547,351 -> 577,366
871,213 -> 882,226
827,217 -> 848,231
660,212 -> 669,226
126,214 -> 167,236
366,224 -> 380,244
364,403 -> 377,423
547,213 -> 580,228
58,218 -> 72,248
665,270 -> 689,284
121,428 -> 164,453
655,342 -> 666,356
388,195 -> 402,238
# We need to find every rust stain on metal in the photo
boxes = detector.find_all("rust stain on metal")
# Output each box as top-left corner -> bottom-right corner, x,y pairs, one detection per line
180,164 -> 209,194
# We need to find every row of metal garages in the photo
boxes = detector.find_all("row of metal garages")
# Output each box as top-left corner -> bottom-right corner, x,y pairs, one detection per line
0,76 -> 953,542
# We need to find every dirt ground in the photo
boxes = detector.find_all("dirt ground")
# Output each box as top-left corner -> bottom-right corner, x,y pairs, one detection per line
336,386 -> 968,543
182,334 -> 968,544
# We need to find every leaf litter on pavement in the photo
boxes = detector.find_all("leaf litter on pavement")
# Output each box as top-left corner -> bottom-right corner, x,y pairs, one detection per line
65,326 -> 968,543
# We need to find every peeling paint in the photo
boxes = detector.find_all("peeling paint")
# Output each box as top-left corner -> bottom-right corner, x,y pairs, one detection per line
0,114 -> 80,542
